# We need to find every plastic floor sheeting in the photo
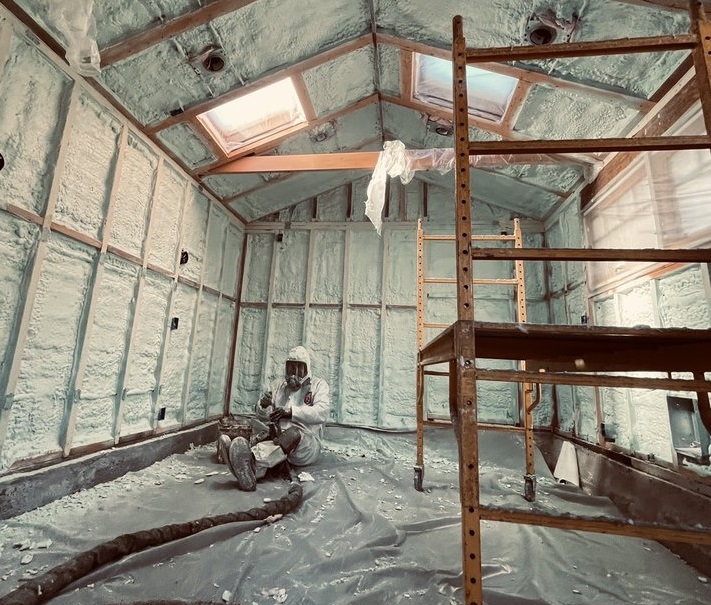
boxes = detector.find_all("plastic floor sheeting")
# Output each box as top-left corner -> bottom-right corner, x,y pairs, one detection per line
1,427 -> 710,605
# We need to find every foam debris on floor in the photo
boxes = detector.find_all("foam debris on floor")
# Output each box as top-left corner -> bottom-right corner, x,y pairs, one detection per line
0,427 -> 709,604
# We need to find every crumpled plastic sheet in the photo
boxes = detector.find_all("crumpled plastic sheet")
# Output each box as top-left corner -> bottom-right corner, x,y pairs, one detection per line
1,428 -> 710,605
364,140 -> 592,234
50,0 -> 101,76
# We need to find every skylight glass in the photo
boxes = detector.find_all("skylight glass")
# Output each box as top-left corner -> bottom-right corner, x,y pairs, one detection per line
414,54 -> 518,122
197,78 -> 306,153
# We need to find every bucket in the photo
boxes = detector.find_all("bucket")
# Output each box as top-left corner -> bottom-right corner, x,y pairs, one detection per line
216,415 -> 252,463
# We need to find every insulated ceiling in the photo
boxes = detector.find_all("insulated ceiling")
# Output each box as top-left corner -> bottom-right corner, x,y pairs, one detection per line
8,0 -> 699,221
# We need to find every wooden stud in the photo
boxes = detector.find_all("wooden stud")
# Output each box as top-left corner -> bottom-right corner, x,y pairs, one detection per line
204,213 -> 231,420
0,77 -> 79,454
376,228 -> 389,426
61,126 -> 129,455
223,231 -> 248,416
302,229 -> 316,344
259,233 -> 279,390
180,200 -> 212,426
112,158 -> 164,441
151,180 -> 190,431
337,228 -> 352,423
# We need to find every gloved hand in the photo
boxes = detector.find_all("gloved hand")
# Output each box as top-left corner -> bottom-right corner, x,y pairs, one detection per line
269,407 -> 292,422
259,391 -> 273,408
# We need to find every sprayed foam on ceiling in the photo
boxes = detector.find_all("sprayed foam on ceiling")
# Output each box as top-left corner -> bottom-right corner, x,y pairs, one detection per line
10,0 -> 697,222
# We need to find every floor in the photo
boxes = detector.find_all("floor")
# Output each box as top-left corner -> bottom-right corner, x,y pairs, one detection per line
0,427 -> 709,604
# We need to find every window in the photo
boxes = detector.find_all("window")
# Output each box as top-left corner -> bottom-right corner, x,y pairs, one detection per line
583,106 -> 711,292
197,77 -> 306,154
413,54 -> 518,122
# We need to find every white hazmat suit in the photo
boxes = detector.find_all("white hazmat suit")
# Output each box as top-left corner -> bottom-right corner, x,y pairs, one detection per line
253,346 -> 331,475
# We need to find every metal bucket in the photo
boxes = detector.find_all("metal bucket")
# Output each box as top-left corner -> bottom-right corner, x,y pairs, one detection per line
216,415 -> 252,463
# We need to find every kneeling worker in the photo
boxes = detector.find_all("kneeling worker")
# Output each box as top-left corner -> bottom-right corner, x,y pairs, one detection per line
219,345 -> 330,491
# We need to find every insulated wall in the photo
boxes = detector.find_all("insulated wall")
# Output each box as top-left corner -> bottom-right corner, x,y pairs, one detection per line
0,17 -> 243,471
230,176 -> 550,428
546,179 -> 711,464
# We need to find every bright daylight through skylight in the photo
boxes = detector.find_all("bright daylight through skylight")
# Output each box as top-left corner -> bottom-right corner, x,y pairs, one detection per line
414,54 -> 518,122
197,77 -> 306,153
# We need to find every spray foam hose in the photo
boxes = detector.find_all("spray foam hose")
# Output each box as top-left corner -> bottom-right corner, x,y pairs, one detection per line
0,483 -> 303,605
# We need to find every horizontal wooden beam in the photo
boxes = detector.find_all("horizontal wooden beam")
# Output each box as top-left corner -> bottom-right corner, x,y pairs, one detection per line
211,151 -> 379,173
470,247 -> 711,263
475,368 -> 711,392
479,506 -> 711,545
100,0 -> 260,66
466,34 -> 697,64
209,147 -> 597,175
468,135 -> 711,155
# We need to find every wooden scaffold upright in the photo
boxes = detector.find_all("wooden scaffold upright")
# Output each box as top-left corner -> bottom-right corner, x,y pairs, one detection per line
415,3 -> 711,604
414,218 -> 539,500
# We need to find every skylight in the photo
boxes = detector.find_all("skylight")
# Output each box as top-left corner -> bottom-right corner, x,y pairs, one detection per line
197,77 -> 307,154
414,54 -> 518,122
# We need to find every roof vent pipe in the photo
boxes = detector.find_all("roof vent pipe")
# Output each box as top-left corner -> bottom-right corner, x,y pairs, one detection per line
525,9 -> 581,46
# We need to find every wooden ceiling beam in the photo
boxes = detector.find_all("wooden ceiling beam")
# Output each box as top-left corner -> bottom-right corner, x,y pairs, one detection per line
148,34 -> 371,133
100,0 -> 260,66
209,149 -> 587,176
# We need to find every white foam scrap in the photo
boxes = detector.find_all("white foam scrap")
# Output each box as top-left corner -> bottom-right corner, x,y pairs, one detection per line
222,589 -> 232,602
20,554 -> 33,565
194,478 -> 205,484
699,576 -> 709,583
298,471 -> 314,482
206,471 -> 219,476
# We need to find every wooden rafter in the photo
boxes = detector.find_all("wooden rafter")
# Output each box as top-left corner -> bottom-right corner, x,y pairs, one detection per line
100,0 -> 261,66
148,34 -> 371,134
377,34 -> 655,112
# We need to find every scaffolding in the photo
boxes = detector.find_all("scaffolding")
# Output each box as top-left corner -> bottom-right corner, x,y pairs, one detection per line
417,5 -> 711,604
415,218 -> 538,500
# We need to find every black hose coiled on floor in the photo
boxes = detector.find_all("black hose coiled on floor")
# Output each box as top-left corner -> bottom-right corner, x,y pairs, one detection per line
0,483 -> 303,605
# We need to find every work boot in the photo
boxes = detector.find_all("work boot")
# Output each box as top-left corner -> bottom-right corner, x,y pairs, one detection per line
228,436 -> 257,491
217,434 -> 232,466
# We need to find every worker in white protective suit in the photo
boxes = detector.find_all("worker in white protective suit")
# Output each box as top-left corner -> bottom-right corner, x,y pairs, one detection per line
218,345 -> 331,491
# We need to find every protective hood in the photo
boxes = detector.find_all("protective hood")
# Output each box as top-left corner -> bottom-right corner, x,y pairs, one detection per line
286,346 -> 311,378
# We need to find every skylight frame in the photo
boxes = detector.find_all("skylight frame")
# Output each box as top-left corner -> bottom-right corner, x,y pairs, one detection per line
197,77 -> 308,155
413,53 -> 519,123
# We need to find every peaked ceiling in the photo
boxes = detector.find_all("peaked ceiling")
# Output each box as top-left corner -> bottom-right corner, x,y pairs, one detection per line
4,0 -> 704,222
